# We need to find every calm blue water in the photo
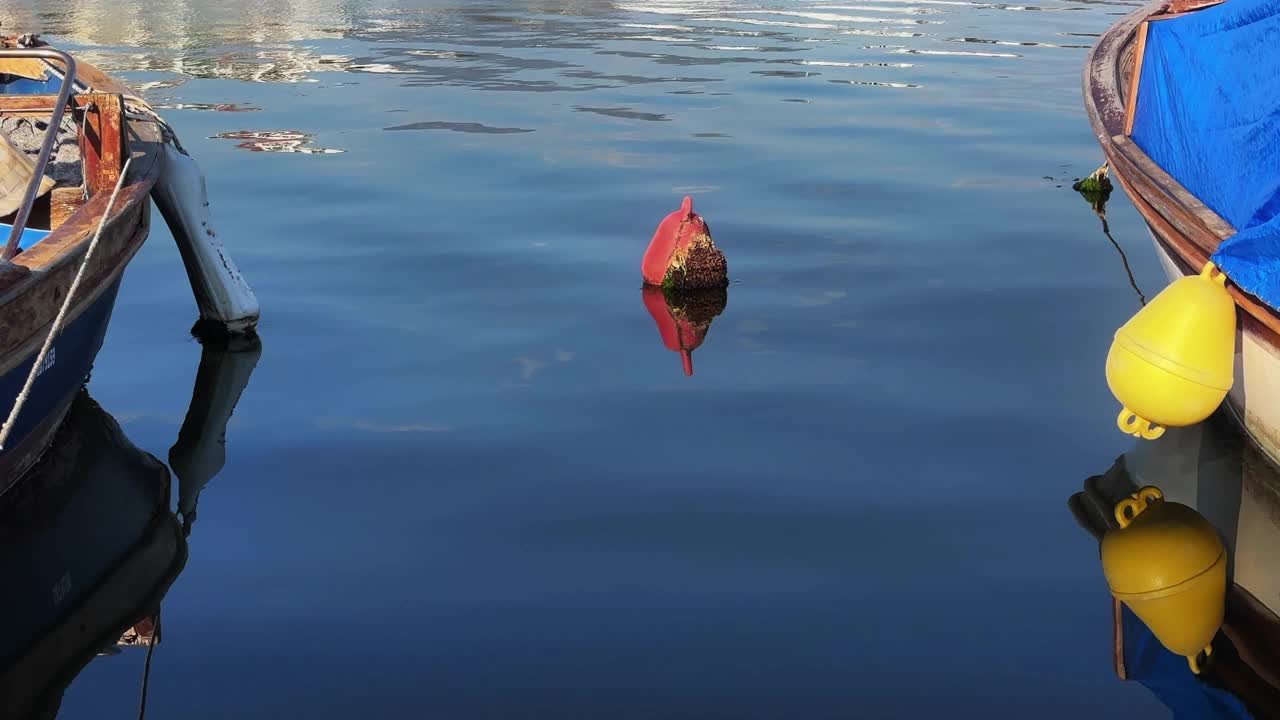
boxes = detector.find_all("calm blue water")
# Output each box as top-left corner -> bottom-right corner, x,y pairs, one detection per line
0,0 -> 1185,716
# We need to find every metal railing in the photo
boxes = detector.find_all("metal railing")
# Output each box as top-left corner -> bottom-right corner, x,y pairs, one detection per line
0,47 -> 77,261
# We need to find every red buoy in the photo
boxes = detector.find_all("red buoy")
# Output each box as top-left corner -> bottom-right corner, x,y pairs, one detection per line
641,196 -> 728,290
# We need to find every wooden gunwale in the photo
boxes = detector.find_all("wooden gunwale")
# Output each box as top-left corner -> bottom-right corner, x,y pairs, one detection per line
1083,0 -> 1280,347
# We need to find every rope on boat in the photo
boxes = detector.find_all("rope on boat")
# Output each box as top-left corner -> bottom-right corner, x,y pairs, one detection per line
0,156 -> 133,451
120,96 -> 187,155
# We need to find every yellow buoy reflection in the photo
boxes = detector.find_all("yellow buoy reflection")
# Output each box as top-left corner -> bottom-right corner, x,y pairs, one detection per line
1101,486 -> 1226,673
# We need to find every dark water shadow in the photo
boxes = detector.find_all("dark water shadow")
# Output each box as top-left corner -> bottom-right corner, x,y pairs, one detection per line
0,336 -> 260,719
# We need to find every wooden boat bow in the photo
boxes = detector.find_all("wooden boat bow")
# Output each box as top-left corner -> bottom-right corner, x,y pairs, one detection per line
1082,0 -> 1280,340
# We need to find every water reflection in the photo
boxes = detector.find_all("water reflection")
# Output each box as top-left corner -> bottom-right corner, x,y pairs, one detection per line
0,338 -> 258,719
171,336 -> 262,535
0,0 -> 1096,95
212,129 -> 344,154
1069,415 -> 1280,715
1072,170 -> 1147,306
641,285 -> 728,376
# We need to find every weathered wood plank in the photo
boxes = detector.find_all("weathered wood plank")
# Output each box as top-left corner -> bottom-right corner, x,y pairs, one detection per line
78,93 -> 126,197
49,186 -> 83,229
1123,21 -> 1149,136
0,94 -> 97,118
1107,138 -> 1228,258
1113,135 -> 1235,239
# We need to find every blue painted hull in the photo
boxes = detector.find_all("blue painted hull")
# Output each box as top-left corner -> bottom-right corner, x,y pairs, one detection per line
0,276 -> 124,491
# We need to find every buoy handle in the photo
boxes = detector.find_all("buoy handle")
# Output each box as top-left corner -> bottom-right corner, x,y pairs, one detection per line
1200,261 -> 1228,286
1115,486 -> 1164,528
1117,407 -> 1166,440
1188,644 -> 1213,675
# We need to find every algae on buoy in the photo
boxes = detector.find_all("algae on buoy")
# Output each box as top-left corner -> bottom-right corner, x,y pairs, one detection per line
1101,486 -> 1226,674
1106,262 -> 1236,439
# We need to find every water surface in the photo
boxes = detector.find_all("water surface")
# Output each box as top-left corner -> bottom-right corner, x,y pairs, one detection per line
0,0 -> 1183,715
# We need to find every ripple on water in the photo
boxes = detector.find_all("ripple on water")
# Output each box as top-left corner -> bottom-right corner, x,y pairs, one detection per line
828,78 -> 922,88
8,0 -> 1166,716
572,106 -> 672,121
383,121 -> 535,134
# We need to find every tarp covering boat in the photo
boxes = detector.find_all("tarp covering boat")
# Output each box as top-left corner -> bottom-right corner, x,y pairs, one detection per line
1129,0 -> 1280,306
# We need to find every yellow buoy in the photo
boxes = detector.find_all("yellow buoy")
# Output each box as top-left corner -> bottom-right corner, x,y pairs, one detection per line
1106,262 -> 1236,439
1101,486 -> 1226,674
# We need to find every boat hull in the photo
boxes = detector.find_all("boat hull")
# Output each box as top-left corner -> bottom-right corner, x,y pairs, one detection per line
0,51 -> 166,494
0,272 -> 125,493
1146,230 -> 1280,469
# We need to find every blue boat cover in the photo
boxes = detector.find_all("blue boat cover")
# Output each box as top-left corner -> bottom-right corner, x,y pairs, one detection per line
1130,0 -> 1280,307
1120,605 -> 1252,718
0,223 -> 49,251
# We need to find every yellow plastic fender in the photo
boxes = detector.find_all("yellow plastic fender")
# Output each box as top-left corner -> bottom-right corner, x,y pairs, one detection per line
1106,262 -> 1236,439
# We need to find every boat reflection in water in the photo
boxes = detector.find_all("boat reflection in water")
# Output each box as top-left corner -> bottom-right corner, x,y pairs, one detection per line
0,337 -> 259,719
1071,413 -> 1280,716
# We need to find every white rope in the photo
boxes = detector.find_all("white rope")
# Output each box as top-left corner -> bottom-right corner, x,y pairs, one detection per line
0,156 -> 134,450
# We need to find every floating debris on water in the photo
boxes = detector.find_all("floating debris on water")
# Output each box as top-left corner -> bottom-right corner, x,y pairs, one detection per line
1072,162 -> 1113,194
1073,162 -> 1113,216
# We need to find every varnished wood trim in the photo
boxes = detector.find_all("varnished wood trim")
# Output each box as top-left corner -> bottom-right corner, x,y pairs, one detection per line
1123,21 -> 1149,136
78,94 -> 126,197
1113,598 -> 1127,681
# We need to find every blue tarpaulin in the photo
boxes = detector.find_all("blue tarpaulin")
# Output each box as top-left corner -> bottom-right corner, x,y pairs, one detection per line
1121,605 -> 1252,718
1130,0 -> 1280,307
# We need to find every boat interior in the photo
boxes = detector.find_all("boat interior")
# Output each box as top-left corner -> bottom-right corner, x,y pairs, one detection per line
0,53 -> 129,255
